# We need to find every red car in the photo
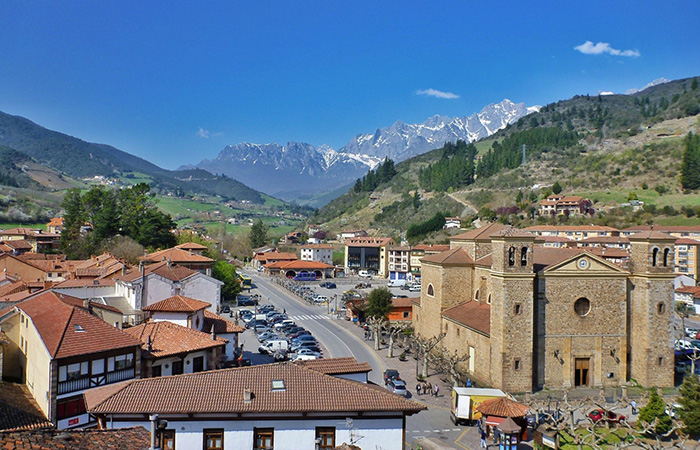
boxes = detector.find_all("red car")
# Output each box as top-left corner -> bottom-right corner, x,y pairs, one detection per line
588,409 -> 626,424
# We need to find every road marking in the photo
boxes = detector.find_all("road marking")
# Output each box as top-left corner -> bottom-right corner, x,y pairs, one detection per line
453,427 -> 471,450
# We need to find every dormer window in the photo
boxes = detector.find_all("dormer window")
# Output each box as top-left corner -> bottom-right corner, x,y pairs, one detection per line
74,325 -> 86,333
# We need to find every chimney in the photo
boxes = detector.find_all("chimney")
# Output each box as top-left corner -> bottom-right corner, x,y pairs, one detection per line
243,389 -> 253,404
167,258 -> 172,267
122,264 -> 127,276
211,324 -> 216,340
146,335 -> 152,352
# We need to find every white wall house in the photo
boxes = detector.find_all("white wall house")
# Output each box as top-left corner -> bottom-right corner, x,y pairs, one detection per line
300,244 -> 333,265
86,360 -> 423,450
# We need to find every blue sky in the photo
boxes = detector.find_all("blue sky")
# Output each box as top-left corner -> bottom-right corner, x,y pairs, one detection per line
1,1 -> 699,170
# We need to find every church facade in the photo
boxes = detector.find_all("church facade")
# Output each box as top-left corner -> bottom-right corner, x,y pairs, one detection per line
412,223 -> 675,393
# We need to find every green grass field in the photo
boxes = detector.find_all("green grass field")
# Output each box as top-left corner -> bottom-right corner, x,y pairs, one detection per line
579,189 -> 700,209
0,222 -> 47,230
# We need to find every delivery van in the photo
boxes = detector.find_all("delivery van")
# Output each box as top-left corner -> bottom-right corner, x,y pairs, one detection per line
450,387 -> 506,425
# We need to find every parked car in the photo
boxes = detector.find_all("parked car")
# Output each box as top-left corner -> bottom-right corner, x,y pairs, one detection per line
257,331 -> 278,342
292,341 -> 321,353
289,330 -> 311,340
295,347 -> 322,358
408,284 -> 421,292
313,295 -> 329,303
383,369 -> 400,384
237,296 -> 257,306
293,353 -> 319,361
588,409 -> 626,424
319,281 -> 337,289
358,270 -> 372,278
221,305 -> 231,314
253,324 -> 270,333
387,280 -> 406,287
387,379 -> 408,397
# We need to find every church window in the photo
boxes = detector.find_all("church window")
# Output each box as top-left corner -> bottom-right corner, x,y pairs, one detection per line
574,297 -> 591,317
427,284 -> 434,296
514,303 -> 522,315
652,248 -> 659,267
657,302 -> 665,314
444,323 -> 449,333
487,294 -> 491,305
658,356 -> 664,366
456,328 -> 460,337
663,248 -> 670,267
514,359 -> 521,371
508,247 -> 515,266
520,247 -> 528,266
474,290 -> 480,301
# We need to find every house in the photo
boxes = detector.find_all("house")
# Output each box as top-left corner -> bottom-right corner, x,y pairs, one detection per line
344,237 -> 396,278
141,244 -> 215,276
85,361 -> 424,450
0,291 -> 142,429
0,240 -> 33,256
307,230 -> 328,244
253,250 -> 298,270
263,260 -> 335,279
300,244 -> 333,265
537,195 -> 594,217
523,225 -> 618,241
0,254 -> 52,283
46,217 -> 65,234
280,231 -> 304,244
387,246 -> 411,284
307,224 -> 322,235
114,261 -> 223,315
622,226 -> 700,280
444,217 -> 462,229
0,228 -> 60,253
675,285 -> 700,315
413,224 -> 676,392
338,229 -> 367,242
387,297 -> 416,322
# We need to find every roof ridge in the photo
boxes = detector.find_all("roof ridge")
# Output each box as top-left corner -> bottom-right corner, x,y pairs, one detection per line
52,304 -> 76,358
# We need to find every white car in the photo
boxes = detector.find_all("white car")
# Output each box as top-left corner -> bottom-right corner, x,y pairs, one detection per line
408,284 -> 421,292
295,347 -> 322,358
293,353 -> 319,361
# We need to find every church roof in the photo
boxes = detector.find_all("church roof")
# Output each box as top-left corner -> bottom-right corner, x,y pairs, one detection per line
421,248 -> 474,266
442,301 -> 490,336
451,222 -> 508,242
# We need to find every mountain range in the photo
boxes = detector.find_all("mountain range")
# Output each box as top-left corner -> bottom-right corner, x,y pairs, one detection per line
186,99 -> 538,204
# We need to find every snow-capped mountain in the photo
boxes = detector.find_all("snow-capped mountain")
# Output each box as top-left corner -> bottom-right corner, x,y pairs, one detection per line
340,99 -> 538,161
187,99 -> 537,203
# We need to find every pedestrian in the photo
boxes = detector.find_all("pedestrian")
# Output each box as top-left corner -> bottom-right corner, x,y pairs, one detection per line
434,384 -> 439,397
630,399 -> 637,415
416,384 -> 422,396
466,377 -> 472,387
426,382 -> 432,395
480,427 -> 487,448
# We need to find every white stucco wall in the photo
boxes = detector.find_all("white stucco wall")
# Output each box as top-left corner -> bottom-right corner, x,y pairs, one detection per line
181,274 -> 221,313
52,285 -> 117,299
109,416 -> 405,450
152,350 -> 209,376
22,314 -> 53,420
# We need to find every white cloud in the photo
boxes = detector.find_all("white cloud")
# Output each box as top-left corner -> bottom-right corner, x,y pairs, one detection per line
197,127 -> 210,138
574,41 -> 640,57
416,88 -> 460,99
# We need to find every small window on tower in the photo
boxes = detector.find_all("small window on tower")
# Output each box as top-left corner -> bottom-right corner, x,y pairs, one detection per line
657,302 -> 665,314
658,357 -> 663,366
515,304 -> 522,315
514,359 -> 521,371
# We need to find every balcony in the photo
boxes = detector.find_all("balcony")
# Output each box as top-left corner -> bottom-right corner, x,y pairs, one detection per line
58,367 -> 135,395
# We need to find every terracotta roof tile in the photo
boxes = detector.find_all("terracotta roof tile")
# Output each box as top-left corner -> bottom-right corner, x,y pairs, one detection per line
346,237 -> 395,247
143,247 -> 214,264
0,427 -> 151,449
143,295 -> 211,313
676,238 -> 700,245
203,310 -> 244,334
123,321 -> 227,359
476,397 -> 530,417
264,260 -> 333,270
421,248 -> 474,266
451,222 -> 508,242
442,301 -> 490,336
293,356 -> 371,375
412,244 -> 450,253
392,297 -> 417,308
0,382 -> 52,432
175,242 -> 208,250
533,247 -> 583,271
12,291 -> 141,359
300,244 -> 333,249
85,363 -> 425,415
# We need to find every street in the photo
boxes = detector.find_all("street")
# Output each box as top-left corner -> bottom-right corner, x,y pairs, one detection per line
234,270 -> 469,449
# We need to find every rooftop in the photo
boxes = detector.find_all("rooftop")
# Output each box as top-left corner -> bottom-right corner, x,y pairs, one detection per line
0,427 -> 151,450
442,301 -> 490,336
123,320 -> 228,359
142,295 -> 211,313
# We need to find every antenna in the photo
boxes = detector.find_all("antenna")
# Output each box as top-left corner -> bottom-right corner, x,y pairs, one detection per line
521,144 -> 527,166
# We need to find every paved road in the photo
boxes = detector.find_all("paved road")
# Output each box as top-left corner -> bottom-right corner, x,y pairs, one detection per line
236,270 -> 469,449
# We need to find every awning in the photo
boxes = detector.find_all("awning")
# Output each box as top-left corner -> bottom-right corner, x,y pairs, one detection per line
485,416 -> 505,427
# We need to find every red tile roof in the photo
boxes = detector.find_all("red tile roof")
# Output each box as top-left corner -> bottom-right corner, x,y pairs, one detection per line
412,244 -> 451,253
392,297 -> 417,308
11,291 -> 141,359
142,247 -> 214,264
293,356 -> 372,375
476,397 -> 530,417
143,295 -> 211,313
85,362 -> 425,415
300,244 -> 333,249
0,427 -> 151,449
346,237 -> 395,247
0,381 -> 53,432
123,321 -> 227,359
421,248 -> 474,266
451,222 -> 508,242
264,260 -> 333,270
675,238 -> 700,245
628,230 -> 676,241
203,310 -> 244,334
442,301 -> 490,336
175,242 -> 209,250
53,278 -> 116,288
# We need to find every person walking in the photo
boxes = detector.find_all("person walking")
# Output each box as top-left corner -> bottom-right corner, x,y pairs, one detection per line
426,382 -> 432,396
479,427 -> 487,448
630,399 -> 637,415
434,384 -> 439,397
416,384 -> 422,396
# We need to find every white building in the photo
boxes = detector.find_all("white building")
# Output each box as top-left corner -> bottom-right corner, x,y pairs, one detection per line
85,359 -> 424,450
300,244 -> 333,266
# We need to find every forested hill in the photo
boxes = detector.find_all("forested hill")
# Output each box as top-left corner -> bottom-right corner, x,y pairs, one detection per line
0,110 -> 266,203
312,75 -> 700,236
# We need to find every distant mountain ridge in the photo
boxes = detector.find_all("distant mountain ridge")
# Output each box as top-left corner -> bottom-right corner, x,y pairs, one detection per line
189,99 -> 538,203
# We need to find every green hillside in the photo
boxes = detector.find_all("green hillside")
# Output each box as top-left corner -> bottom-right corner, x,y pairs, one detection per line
313,76 -> 700,238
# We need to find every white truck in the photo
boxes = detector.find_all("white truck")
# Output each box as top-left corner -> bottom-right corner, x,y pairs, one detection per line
258,339 -> 289,355
450,387 -> 506,425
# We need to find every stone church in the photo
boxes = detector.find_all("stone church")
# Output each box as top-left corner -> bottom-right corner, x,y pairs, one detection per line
412,222 -> 675,393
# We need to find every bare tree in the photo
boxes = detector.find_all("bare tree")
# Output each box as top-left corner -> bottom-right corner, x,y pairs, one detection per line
366,316 -> 387,351
386,322 -> 411,358
412,333 -> 445,378
433,346 -> 470,386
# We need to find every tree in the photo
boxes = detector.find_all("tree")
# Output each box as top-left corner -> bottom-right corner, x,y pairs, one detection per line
212,260 -> 241,302
249,219 -> 268,248
681,132 -> 700,190
638,390 -> 673,435
366,287 -> 393,320
677,373 -> 700,437
101,235 -> 144,264
552,181 -> 563,195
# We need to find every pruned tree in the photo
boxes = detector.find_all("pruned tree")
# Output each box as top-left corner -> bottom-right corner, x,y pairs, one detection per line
386,322 -> 411,358
433,345 -> 470,386
366,316 -> 387,351
412,333 -> 445,378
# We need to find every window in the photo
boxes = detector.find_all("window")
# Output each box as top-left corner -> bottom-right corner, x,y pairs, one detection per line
474,290 -> 480,301
574,297 -> 591,317
114,353 -> 134,370
152,365 -> 162,377
254,428 -> 273,450
193,356 -> 204,373
514,303 -> 522,315
203,429 -> 223,450
514,359 -> 521,371
456,328 -> 460,337
427,284 -> 434,296
66,363 -> 83,380
652,247 -> 659,267
159,430 -> 175,450
658,302 -> 665,314
508,246 -> 516,266
316,427 -> 335,450
172,360 -> 184,375
57,396 -> 86,420
520,247 -> 528,266
402,311 -> 410,319
658,356 -> 664,366
663,248 -> 670,267
487,294 -> 492,305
